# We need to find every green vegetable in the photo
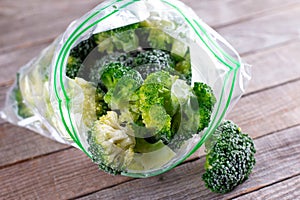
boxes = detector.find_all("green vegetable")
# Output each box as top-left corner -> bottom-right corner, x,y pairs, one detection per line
94,23 -> 139,53
66,37 -> 97,79
133,49 -> 176,79
87,111 -> 136,175
64,20 -> 218,174
100,62 -> 131,90
193,82 -> 216,131
202,121 -> 256,193
13,74 -> 33,118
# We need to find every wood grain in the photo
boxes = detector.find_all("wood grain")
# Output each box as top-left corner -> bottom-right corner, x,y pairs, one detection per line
0,148 -> 131,200
233,175 -> 300,200
76,125 -> 300,200
0,123 -> 67,167
181,0 -> 300,28
217,5 -> 300,55
227,79 -> 300,138
1,1 -> 300,85
244,39 -> 300,94
0,79 -> 299,199
0,0 -> 101,53
1,0 -> 298,53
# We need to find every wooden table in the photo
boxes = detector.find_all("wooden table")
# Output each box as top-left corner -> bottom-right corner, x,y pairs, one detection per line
1,0 -> 300,199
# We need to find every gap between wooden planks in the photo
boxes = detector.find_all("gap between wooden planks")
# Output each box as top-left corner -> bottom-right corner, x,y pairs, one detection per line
1,36 -> 300,168
0,77 -> 300,199
1,121 -> 299,199
75,124 -> 300,200
1,0 -> 299,54
1,1 -> 300,84
0,0 -> 298,198
233,174 -> 300,200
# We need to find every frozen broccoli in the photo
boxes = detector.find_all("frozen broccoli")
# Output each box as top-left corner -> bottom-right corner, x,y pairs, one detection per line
193,82 -> 216,131
66,37 -> 97,79
139,20 -> 174,50
13,74 -> 33,118
100,62 -> 131,90
202,121 -> 256,193
87,111 -> 136,175
133,49 -> 175,79
137,71 -> 179,144
66,56 -> 82,79
103,69 -> 143,123
95,84 -> 109,119
94,23 -> 139,53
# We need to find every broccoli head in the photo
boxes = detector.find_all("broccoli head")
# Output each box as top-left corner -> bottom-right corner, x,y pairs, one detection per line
87,111 -> 136,175
137,73 -> 176,144
66,56 -> 82,79
133,49 -> 175,79
100,62 -> 131,90
94,23 -> 139,53
202,120 -> 256,193
104,69 -> 143,123
66,37 -> 97,79
193,82 -> 216,131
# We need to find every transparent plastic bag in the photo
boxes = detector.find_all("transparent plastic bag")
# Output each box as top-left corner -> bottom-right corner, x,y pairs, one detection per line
0,0 -> 251,177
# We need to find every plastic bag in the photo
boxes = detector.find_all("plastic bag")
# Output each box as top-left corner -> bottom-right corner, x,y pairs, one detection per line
0,0 -> 251,177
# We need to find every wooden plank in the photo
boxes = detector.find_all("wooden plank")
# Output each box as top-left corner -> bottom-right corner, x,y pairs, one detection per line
217,5 -> 300,55
0,0 -> 101,53
2,4 -> 300,86
0,54 -> 300,168
0,80 -> 300,199
0,123 -> 67,167
234,175 -> 300,200
233,175 -> 300,200
76,125 -> 300,200
227,79 -> 300,138
181,0 -> 300,28
0,148 -> 131,200
1,0 -> 297,53
244,40 -> 300,94
0,42 -> 48,84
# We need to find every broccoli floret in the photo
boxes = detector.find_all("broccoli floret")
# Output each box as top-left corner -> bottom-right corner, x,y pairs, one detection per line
87,111 -> 136,175
133,49 -> 176,79
168,79 -> 200,150
104,69 -> 143,123
173,51 -> 192,85
13,74 -> 33,118
70,37 -> 97,61
202,121 -> 256,193
95,84 -> 109,119
137,76 -> 174,144
66,37 -> 97,79
100,62 -> 131,90
139,20 -> 174,50
193,82 -> 216,131
94,23 -> 139,53
143,71 -> 179,117
66,56 -> 82,79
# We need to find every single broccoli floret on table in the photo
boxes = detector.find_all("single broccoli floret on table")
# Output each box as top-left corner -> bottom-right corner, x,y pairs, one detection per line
87,111 -> 136,175
202,120 -> 256,194
193,82 -> 217,131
